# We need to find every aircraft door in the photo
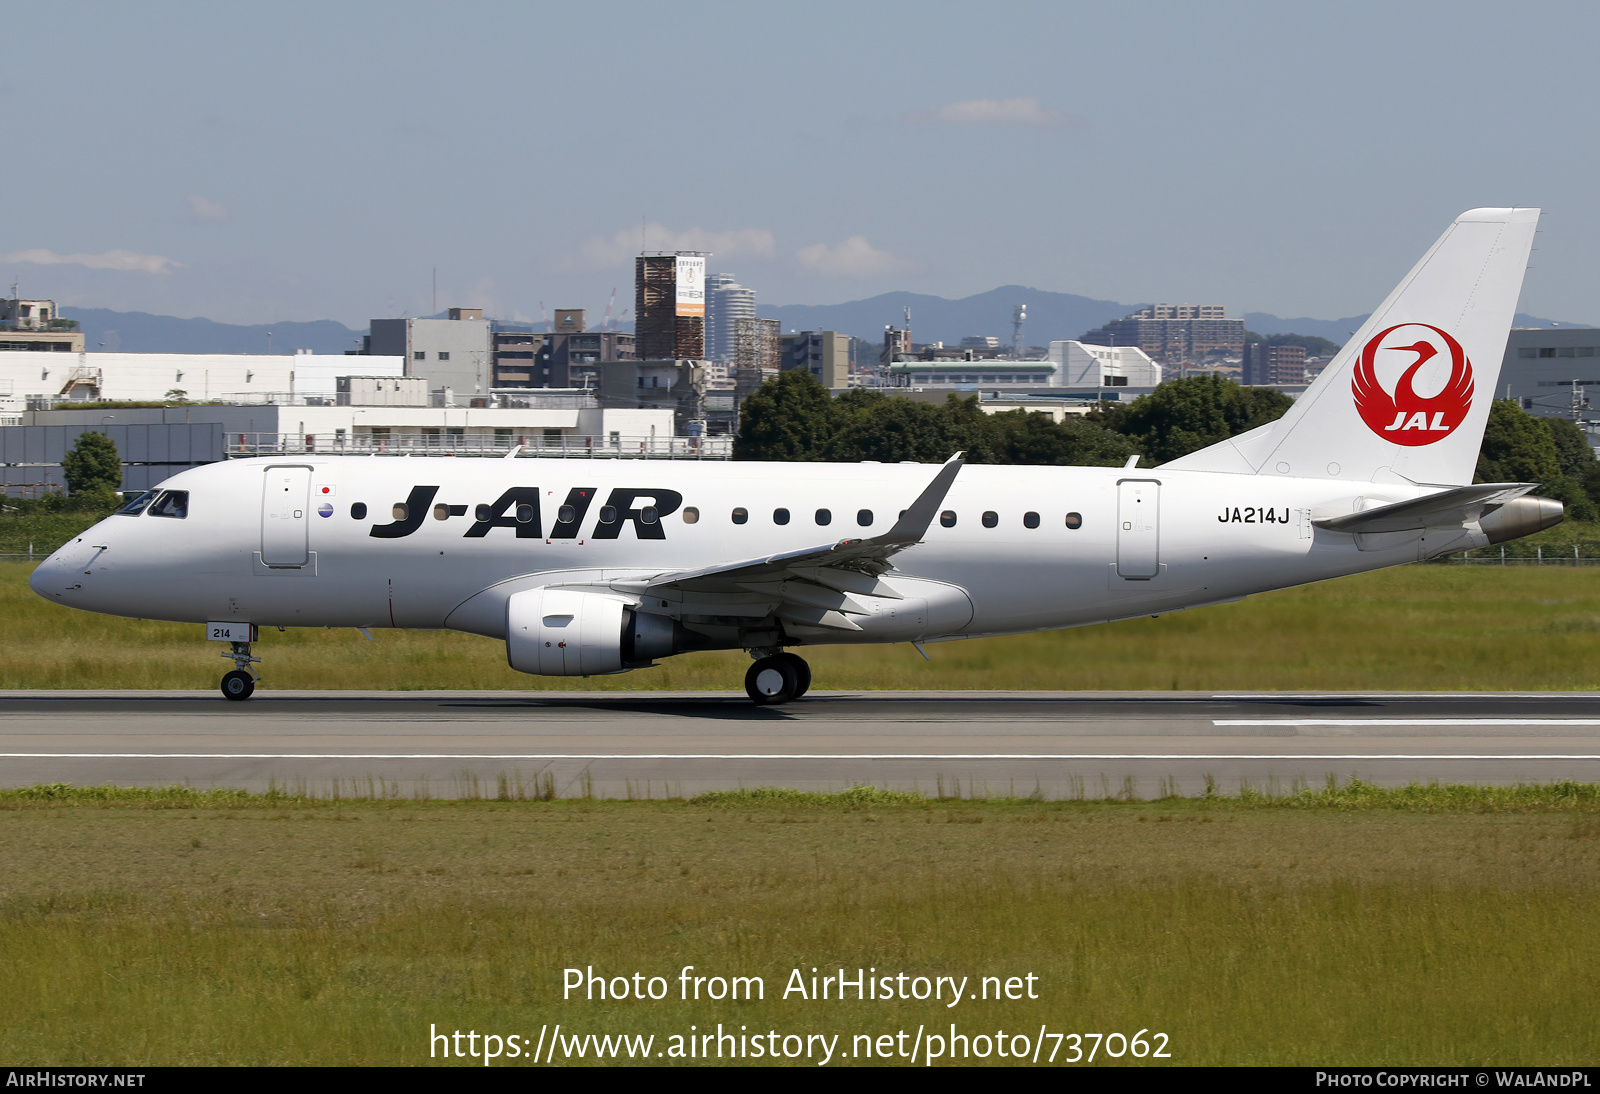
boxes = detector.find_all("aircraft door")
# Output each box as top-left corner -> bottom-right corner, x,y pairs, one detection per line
1116,479 -> 1160,579
261,466 -> 312,566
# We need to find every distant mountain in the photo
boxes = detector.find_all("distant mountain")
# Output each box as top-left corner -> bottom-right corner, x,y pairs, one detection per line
759,286 -> 1137,347
52,300 -> 1589,357
59,307 -> 363,355
1244,311 -> 1579,341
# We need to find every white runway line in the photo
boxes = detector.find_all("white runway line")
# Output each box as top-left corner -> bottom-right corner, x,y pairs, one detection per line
4,753 -> 1600,761
1214,719 -> 1600,727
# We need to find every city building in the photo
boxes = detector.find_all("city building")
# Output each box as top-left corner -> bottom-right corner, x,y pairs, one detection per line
0,350 -> 404,413
1080,304 -> 1245,362
705,274 -> 756,363
882,325 -> 912,364
0,297 -> 85,353
1499,328 -> 1600,430
781,330 -> 850,389
733,317 -> 781,398
888,340 -> 1161,392
597,359 -> 707,435
0,400 -> 691,495
635,252 -> 707,359
368,307 -> 493,402
1241,342 -> 1307,385
490,319 -> 636,390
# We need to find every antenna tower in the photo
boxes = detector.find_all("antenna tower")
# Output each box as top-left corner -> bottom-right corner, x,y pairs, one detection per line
1011,304 -> 1027,359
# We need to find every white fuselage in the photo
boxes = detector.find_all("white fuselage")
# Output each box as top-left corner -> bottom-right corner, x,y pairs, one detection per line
30,455 -> 1450,648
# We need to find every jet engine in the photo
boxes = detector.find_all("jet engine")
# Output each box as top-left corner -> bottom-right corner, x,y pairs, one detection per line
505,587 -> 678,676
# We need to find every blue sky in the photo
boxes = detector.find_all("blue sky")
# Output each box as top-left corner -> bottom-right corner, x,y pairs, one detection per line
4,0 -> 1597,327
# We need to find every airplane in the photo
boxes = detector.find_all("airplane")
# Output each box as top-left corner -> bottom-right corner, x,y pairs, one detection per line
28,208 -> 1562,705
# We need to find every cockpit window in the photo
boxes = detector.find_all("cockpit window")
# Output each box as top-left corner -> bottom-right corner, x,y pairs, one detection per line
114,490 -> 157,516
147,490 -> 189,519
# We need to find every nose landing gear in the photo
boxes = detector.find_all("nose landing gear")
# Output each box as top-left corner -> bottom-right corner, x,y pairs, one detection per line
221,641 -> 260,702
744,650 -> 812,705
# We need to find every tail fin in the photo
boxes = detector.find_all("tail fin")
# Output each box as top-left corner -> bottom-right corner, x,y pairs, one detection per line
1166,208 -> 1539,485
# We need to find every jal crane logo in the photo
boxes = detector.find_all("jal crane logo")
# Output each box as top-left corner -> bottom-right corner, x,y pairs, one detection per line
1351,323 -> 1474,446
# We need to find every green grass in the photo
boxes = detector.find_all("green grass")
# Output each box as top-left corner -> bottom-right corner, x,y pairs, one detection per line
3,788 -> 1598,1065
5,560 -> 1600,691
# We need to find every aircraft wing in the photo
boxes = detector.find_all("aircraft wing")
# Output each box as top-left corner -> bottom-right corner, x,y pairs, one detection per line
599,455 -> 967,635
645,452 -> 964,592
1313,482 -> 1538,534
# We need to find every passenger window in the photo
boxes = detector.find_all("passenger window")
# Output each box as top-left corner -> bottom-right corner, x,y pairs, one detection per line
982,511 -> 998,528
641,506 -> 660,525
475,503 -> 492,521
815,508 -> 831,526
557,504 -> 576,524
392,503 -> 408,521
516,503 -> 536,524
857,509 -> 873,527
147,490 -> 189,519
114,490 -> 157,516
432,503 -> 450,521
598,505 -> 617,524
351,502 -> 368,520
1065,512 -> 1083,529
1023,511 -> 1040,529
732,507 -> 748,525
774,508 -> 790,525
682,506 -> 699,524
939,510 -> 956,528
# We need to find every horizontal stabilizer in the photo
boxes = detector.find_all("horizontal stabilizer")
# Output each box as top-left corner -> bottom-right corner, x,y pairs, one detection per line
1314,483 -> 1537,534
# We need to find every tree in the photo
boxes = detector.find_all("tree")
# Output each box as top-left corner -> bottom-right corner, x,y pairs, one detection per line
1476,400 -> 1561,484
61,431 -> 122,498
1114,375 -> 1294,464
1475,401 -> 1596,521
733,369 -> 843,461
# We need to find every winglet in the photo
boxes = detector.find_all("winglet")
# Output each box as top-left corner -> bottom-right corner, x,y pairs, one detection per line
872,452 -> 965,547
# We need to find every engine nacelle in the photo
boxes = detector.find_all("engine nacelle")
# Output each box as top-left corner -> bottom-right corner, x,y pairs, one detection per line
506,587 -> 680,676
506,588 -> 627,676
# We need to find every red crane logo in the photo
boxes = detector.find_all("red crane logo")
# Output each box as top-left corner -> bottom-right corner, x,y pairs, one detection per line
1351,323 -> 1474,446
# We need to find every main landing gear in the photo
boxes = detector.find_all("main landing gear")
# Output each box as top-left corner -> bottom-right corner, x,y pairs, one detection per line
221,640 -> 260,702
744,650 -> 811,705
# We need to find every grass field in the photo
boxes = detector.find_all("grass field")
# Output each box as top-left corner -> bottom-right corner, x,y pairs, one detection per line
5,560 -> 1600,691
2,784 -> 1597,1066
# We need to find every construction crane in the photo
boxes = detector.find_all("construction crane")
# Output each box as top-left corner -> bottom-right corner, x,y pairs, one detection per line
601,287 -> 617,332
539,301 -> 551,334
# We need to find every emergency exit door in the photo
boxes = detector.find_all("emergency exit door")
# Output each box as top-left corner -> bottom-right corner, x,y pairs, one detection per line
1116,479 -> 1160,579
261,466 -> 311,566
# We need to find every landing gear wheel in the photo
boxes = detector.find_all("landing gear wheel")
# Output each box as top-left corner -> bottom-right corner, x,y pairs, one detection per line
221,670 -> 255,701
778,652 -> 811,698
745,655 -> 799,705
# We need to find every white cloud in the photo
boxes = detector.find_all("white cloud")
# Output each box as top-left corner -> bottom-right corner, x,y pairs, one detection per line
1,248 -> 180,274
903,97 -> 1086,129
795,236 -> 912,279
185,194 -> 228,221
579,223 -> 777,268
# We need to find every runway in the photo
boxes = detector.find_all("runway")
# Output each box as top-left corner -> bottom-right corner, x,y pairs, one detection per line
2,690 -> 1598,798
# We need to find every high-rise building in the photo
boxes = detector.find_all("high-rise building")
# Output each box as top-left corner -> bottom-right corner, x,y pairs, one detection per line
781,330 -> 850,389
635,252 -> 708,360
1080,304 -> 1244,362
1242,342 -> 1307,385
733,317 -> 781,397
706,274 -> 757,363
